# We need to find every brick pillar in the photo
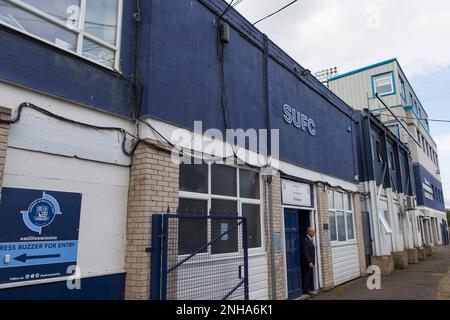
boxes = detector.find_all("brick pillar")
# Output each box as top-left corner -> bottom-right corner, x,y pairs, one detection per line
316,183 -> 334,290
264,173 -> 287,300
0,107 -> 11,195
125,141 -> 179,300
353,194 -> 367,276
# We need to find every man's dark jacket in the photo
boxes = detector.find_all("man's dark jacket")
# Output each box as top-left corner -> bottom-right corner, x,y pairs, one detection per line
302,236 -> 315,266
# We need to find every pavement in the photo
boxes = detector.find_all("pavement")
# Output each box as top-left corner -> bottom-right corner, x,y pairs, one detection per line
311,245 -> 450,300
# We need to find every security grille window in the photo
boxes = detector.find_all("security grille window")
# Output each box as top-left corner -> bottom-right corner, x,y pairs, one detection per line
328,190 -> 355,243
0,0 -> 122,69
179,162 -> 263,255
373,73 -> 395,96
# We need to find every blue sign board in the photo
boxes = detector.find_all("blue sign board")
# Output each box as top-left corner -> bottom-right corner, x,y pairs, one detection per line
0,188 -> 82,284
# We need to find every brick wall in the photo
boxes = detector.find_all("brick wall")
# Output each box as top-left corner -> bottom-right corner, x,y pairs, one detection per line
354,194 -> 367,276
316,183 -> 334,290
0,107 -> 11,195
125,141 -> 179,300
264,173 -> 287,300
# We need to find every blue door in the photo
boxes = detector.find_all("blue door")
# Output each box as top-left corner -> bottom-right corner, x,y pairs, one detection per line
284,209 -> 302,299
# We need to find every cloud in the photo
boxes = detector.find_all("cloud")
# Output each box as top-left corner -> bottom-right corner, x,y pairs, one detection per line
234,0 -> 450,77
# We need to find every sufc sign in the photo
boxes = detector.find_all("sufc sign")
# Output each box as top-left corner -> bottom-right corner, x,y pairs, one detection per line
282,104 -> 317,136
0,188 -> 82,284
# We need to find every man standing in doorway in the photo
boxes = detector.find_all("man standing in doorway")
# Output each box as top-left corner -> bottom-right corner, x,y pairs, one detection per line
302,227 -> 316,295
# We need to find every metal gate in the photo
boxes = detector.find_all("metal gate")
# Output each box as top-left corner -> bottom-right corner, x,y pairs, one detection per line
150,213 -> 249,300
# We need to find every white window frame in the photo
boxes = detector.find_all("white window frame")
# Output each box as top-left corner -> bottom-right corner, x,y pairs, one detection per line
0,0 -> 123,71
373,72 -> 395,96
178,162 -> 265,258
328,189 -> 356,245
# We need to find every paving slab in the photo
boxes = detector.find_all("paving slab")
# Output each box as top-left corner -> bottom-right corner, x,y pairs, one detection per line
311,245 -> 450,300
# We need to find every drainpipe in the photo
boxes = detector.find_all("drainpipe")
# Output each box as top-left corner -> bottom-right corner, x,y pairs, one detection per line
262,32 -> 276,300
267,175 -> 277,300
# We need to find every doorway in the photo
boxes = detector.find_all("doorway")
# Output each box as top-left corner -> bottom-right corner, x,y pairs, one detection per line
284,208 -> 312,299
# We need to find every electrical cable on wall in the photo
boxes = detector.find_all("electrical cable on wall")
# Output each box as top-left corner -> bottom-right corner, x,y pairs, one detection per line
217,2 -> 233,130
0,102 -> 175,158
0,102 -> 368,198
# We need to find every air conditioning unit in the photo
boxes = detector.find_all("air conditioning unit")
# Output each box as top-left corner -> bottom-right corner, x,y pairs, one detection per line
405,196 -> 416,210
436,169 -> 440,175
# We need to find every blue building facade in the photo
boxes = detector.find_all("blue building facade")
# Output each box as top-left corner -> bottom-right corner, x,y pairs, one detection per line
0,0 -> 416,300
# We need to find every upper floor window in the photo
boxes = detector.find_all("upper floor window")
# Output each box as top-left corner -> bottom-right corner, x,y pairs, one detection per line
399,76 -> 406,100
389,150 -> 396,171
372,72 -> 395,96
410,93 -> 416,112
375,140 -> 383,163
0,0 -> 122,69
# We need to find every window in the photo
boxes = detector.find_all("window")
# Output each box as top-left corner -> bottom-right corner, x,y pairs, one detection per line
373,72 -> 395,96
329,211 -> 337,241
239,170 -> 260,199
179,162 -> 263,254
410,93 -> 415,112
211,165 -> 237,197
242,204 -> 261,248
389,150 -> 396,171
0,0 -> 122,69
399,76 -> 406,100
211,199 -> 238,254
346,212 -> 355,239
179,162 -> 208,194
375,140 -> 383,163
178,198 -> 208,255
328,190 -> 355,243
388,124 -> 400,139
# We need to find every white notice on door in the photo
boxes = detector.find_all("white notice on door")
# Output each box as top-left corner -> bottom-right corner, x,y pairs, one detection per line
281,179 -> 312,207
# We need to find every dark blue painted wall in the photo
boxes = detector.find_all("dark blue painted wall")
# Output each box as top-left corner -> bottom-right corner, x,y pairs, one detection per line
0,0 -> 360,182
0,273 -> 125,300
139,0 -> 358,182
413,164 -> 445,212
0,1 -> 138,117
357,112 -> 414,195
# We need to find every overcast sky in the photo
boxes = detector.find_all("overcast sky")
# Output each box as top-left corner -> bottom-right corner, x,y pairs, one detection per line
231,0 -> 450,208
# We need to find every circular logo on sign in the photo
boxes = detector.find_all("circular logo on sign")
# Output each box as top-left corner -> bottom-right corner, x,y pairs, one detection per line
20,192 -> 62,234
27,198 -> 56,228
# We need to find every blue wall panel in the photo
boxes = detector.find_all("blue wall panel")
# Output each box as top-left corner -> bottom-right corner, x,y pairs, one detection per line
413,164 -> 445,212
140,0 -> 358,182
268,60 -> 357,182
0,273 -> 125,300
